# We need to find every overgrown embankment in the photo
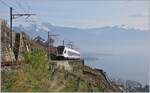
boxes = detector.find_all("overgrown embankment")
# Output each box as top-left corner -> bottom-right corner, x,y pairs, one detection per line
1,50 -> 51,91
1,50 -> 120,92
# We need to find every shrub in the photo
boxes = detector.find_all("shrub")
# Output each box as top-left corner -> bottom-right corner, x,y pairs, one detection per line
1,49 -> 51,92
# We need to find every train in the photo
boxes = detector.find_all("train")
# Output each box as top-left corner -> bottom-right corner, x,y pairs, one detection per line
48,46 -> 81,60
57,46 -> 81,60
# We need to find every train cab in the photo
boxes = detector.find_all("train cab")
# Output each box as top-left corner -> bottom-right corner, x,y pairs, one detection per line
57,46 -> 81,59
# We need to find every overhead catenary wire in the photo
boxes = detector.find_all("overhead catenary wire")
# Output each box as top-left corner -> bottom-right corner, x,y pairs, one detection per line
0,0 -> 11,8
24,0 -> 32,13
14,0 -> 27,13
0,0 -> 49,28
1,0 -> 77,49
0,0 -> 19,14
8,0 -> 48,32
0,0 -> 39,34
0,0 -> 33,17
6,0 -> 26,13
0,0 -> 59,39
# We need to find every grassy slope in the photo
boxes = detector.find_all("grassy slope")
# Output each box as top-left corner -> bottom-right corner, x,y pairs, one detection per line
1,50 -> 52,92
1,50 -> 81,92
1,50 -> 120,92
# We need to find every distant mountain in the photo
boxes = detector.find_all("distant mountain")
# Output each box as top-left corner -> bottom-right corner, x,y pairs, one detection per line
13,23 -> 149,54
14,23 -> 148,40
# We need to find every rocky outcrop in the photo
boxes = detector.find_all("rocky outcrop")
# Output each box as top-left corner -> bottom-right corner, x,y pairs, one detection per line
49,60 -> 121,92
1,20 -> 40,65
1,20 -> 16,64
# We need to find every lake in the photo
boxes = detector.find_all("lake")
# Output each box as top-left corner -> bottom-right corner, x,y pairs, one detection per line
84,53 -> 149,85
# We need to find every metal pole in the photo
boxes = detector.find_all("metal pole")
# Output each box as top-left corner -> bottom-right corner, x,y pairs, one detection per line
63,40 -> 64,46
48,32 -> 50,60
10,7 -> 13,48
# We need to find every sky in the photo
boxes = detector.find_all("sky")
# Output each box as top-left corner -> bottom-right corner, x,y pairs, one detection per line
0,0 -> 149,30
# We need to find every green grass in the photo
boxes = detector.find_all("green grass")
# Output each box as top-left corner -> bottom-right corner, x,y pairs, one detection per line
1,71 -> 19,91
60,80 -> 77,92
1,49 -> 115,92
1,50 -> 52,92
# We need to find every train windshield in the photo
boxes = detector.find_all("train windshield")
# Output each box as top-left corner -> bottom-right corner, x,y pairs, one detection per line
57,46 -> 65,54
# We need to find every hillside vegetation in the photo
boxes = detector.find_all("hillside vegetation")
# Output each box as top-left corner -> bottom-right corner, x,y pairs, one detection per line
1,50 -> 120,92
1,50 -> 51,91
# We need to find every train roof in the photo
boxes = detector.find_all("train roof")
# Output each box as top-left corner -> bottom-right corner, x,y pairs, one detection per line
57,45 -> 80,54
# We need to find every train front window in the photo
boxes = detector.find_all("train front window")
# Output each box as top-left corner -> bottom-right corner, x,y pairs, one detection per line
57,46 -> 64,54
64,50 -> 66,54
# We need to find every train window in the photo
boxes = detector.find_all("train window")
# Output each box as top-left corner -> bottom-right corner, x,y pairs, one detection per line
64,50 -> 66,54
57,46 -> 64,54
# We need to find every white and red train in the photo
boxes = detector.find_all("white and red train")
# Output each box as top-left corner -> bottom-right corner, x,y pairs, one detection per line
57,46 -> 81,59
48,46 -> 81,60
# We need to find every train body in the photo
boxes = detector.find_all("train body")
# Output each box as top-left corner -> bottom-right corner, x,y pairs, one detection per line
56,46 -> 81,60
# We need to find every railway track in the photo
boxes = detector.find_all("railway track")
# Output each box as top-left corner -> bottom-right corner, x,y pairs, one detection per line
1,61 -> 26,71
1,61 -> 26,67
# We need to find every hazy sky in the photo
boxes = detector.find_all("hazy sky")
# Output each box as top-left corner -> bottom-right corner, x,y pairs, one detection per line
0,0 -> 149,30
